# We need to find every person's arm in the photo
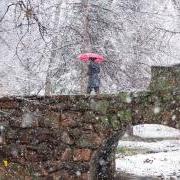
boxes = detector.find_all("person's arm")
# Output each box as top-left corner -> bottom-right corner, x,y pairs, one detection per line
93,64 -> 100,73
87,64 -> 91,75
97,65 -> 100,73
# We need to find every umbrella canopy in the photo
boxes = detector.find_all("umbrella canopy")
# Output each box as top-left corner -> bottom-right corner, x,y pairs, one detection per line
78,53 -> 104,63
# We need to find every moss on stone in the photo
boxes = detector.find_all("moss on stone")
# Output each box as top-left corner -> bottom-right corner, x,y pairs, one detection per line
0,162 -> 38,180
153,78 -> 172,91
99,116 -> 110,127
83,111 -> 97,123
117,92 -> 130,103
77,138 -> 91,148
76,99 -> 90,110
138,92 -> 153,103
116,147 -> 149,156
91,100 -> 109,114
149,66 -> 179,92
117,110 -> 132,122
109,115 -> 121,130
77,134 -> 100,148
175,94 -> 180,100
160,92 -> 173,102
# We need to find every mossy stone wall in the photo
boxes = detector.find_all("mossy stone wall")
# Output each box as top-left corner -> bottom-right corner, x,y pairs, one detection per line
0,64 -> 179,179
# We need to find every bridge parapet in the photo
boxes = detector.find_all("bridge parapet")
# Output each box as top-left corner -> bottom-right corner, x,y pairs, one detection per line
0,64 -> 179,179
149,64 -> 180,91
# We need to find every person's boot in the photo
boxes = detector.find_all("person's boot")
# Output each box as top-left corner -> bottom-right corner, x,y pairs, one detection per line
96,89 -> 100,96
87,87 -> 92,95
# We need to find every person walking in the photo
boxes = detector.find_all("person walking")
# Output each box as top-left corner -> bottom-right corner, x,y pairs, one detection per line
87,57 -> 100,94
78,53 -> 104,95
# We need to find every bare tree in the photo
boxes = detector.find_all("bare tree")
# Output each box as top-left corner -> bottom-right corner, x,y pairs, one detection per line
80,0 -> 91,93
1,0 -> 180,95
45,0 -> 62,96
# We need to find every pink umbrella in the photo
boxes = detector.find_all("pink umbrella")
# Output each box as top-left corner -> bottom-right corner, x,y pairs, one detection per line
78,53 -> 104,63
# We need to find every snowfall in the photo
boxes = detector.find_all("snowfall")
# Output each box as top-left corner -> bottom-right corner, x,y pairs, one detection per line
116,124 -> 180,179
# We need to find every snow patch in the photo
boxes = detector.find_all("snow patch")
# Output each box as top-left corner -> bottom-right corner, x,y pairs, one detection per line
116,124 -> 180,178
116,151 -> 180,178
133,124 -> 180,138
153,106 -> 161,114
21,112 -> 34,128
118,140 -> 180,152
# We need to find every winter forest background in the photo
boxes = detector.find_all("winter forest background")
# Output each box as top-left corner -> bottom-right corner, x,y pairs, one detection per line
0,0 -> 180,96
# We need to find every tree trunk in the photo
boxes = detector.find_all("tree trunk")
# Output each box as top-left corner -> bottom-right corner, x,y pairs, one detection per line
45,37 -> 58,96
80,0 -> 92,94
45,1 -> 62,96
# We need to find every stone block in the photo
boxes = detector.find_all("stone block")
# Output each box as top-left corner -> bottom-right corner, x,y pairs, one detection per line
61,131 -> 74,145
77,133 -> 102,148
73,149 -> 92,161
61,148 -> 72,161
60,118 -> 77,128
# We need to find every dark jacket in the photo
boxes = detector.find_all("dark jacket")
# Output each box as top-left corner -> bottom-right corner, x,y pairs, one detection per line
87,61 -> 100,88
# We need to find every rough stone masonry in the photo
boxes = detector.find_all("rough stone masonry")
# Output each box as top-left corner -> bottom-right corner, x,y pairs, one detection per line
0,64 -> 179,179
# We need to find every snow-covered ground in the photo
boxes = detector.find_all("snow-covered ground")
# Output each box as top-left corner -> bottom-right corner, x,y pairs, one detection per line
116,151 -> 180,178
116,124 -> 180,179
133,124 -> 180,139
117,139 -> 180,153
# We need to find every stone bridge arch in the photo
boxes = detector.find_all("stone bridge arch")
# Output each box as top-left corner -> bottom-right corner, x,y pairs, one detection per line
0,64 -> 179,179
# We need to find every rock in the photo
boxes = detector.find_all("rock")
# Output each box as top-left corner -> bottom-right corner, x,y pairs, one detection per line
61,132 -> 74,145
50,170 -> 74,180
0,136 -> 3,144
21,111 -> 40,128
82,111 -> 97,123
0,99 -> 19,109
45,111 -> 60,128
60,114 -> 77,127
61,148 -> 72,161
20,134 -> 29,144
90,99 -> 109,114
73,149 -> 92,161
77,133 -> 102,148
83,124 -> 94,131
81,172 -> 91,180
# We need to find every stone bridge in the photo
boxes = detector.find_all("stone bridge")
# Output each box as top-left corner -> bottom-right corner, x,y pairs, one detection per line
0,64 -> 179,179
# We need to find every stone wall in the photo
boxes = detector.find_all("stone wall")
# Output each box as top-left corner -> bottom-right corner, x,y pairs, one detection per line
0,64 -> 179,179
149,64 -> 180,91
